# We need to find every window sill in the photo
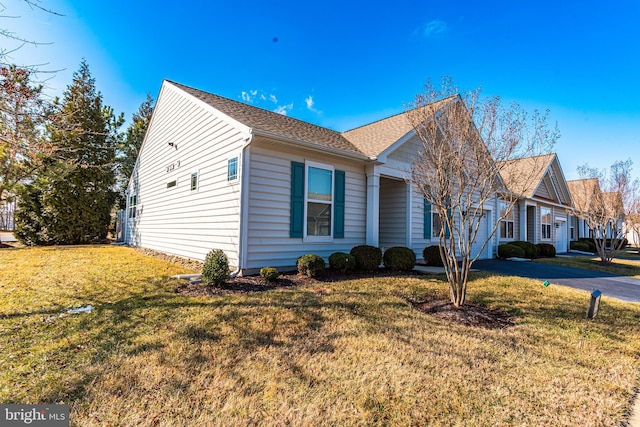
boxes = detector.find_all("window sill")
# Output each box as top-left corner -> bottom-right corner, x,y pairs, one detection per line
303,236 -> 334,244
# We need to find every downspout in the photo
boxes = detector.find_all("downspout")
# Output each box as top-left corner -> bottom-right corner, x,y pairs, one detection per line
229,132 -> 253,278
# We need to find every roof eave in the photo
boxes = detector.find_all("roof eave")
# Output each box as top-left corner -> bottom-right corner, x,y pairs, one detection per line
253,129 -> 372,163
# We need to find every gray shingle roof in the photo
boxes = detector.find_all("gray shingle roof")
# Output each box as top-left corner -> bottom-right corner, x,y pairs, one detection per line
170,80 -> 455,159
169,81 -> 367,157
342,97 -> 455,158
498,154 -> 556,199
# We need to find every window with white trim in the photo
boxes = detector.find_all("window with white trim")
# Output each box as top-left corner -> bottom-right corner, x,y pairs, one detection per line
541,207 -> 552,239
499,201 -> 514,239
227,157 -> 239,182
432,212 -> 442,238
128,195 -> 137,219
190,172 -> 198,191
306,162 -> 333,238
569,217 -> 575,239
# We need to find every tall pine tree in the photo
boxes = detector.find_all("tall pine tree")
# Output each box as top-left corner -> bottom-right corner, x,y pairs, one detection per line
15,60 -> 123,244
116,94 -> 153,209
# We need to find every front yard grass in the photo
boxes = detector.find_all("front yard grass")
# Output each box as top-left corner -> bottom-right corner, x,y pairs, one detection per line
1,245 -> 639,426
534,253 -> 640,278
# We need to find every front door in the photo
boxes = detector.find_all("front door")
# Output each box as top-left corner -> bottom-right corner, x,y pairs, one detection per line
555,221 -> 567,253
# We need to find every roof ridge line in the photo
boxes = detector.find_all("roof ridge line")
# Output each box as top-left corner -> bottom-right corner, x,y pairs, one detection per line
167,80 -> 345,137
342,94 -> 458,134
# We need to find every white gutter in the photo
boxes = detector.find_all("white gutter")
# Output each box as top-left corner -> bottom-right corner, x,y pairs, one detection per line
229,132 -> 253,278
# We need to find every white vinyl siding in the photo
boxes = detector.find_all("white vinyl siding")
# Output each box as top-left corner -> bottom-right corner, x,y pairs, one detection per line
125,82 -> 247,266
379,177 -> 406,249
387,137 -> 422,164
245,141 -> 366,270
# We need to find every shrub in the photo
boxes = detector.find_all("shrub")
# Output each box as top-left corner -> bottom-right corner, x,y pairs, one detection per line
570,241 -> 591,252
536,243 -> 556,258
578,238 -> 597,252
383,247 -> 416,271
260,267 -> 279,281
329,252 -> 356,273
423,245 -> 444,267
509,241 -> 538,259
297,254 -> 325,277
202,249 -> 230,286
349,245 -> 382,271
498,244 -> 525,259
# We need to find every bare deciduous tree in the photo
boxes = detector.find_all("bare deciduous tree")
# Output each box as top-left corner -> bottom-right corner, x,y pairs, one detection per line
406,78 -> 558,307
571,159 -> 639,263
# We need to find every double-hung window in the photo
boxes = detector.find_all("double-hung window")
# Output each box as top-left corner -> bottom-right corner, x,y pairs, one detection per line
227,157 -> 239,182
432,211 -> 442,238
306,162 -> 333,238
541,207 -> 552,239
128,195 -> 137,219
499,201 -> 514,239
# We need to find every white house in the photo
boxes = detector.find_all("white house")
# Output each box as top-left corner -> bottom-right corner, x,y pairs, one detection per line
124,81 -> 496,275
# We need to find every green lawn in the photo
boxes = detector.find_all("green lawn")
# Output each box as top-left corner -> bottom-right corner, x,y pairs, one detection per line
1,246 -> 639,426
534,251 -> 640,278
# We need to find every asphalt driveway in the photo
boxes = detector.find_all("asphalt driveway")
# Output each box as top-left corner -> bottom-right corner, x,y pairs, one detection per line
473,258 -> 640,303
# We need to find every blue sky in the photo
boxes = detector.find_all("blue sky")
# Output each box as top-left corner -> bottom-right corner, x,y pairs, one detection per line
5,0 -> 640,181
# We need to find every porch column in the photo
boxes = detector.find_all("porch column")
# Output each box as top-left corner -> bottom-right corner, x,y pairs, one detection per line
366,166 -> 380,247
519,201 -> 527,241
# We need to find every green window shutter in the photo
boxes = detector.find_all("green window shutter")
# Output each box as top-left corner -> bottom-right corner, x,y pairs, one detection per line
334,170 -> 345,238
290,161 -> 305,238
445,207 -> 452,239
423,199 -> 431,238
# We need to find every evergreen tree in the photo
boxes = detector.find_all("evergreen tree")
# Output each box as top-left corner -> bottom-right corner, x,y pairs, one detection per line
116,94 -> 153,208
0,65 -> 47,199
15,60 -> 123,244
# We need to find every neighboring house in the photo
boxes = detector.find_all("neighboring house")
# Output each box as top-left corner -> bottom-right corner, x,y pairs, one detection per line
567,179 -> 626,242
567,178 -> 602,239
497,154 -> 574,252
602,191 -> 625,236
124,81 -> 496,274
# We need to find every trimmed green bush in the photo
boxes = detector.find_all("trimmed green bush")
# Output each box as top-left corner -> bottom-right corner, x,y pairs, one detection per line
350,245 -> 382,271
498,244 -> 525,259
570,241 -> 591,252
423,245 -> 444,267
383,247 -> 416,271
329,252 -> 356,273
536,243 -> 556,258
297,254 -> 325,277
578,238 -> 596,252
509,241 -> 538,259
260,267 -> 279,281
202,249 -> 230,286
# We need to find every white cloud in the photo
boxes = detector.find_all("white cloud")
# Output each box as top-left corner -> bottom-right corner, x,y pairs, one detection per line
241,90 -> 259,103
304,95 -> 322,114
241,90 -> 280,105
274,103 -> 293,115
305,95 -> 314,109
421,19 -> 448,37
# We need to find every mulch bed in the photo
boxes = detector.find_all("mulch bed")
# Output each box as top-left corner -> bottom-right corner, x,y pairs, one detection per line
135,247 -> 515,329
174,269 -> 424,296
411,298 -> 515,330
